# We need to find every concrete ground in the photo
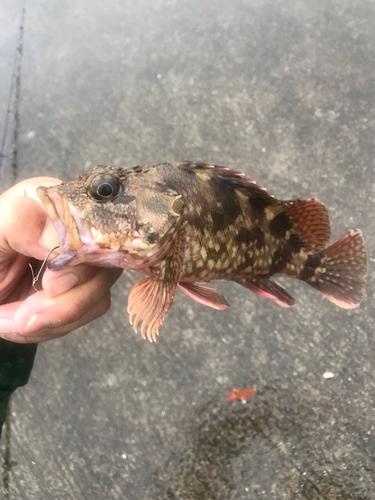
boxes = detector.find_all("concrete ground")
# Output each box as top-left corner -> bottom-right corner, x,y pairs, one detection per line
1,0 -> 375,498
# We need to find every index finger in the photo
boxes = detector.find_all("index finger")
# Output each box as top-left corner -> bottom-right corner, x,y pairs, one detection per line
0,177 -> 61,203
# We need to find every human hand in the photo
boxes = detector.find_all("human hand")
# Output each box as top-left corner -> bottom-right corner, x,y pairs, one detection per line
0,178 -> 122,343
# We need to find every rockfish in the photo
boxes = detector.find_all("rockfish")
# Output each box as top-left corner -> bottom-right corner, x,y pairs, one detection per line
37,162 -> 368,341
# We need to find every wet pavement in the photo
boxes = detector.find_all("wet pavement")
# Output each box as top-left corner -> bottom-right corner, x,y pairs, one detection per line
1,0 -> 375,498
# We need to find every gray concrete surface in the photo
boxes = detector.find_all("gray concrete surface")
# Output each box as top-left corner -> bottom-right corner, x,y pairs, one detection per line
1,0 -> 375,498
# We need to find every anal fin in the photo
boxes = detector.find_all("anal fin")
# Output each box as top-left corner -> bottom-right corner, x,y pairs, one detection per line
237,277 -> 295,307
178,282 -> 230,310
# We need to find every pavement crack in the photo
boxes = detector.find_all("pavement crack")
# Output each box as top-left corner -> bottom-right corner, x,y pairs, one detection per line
0,13 -> 26,499
0,7 -> 25,183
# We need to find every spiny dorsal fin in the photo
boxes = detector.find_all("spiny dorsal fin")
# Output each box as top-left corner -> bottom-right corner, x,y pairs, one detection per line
170,161 -> 275,203
170,163 -> 330,253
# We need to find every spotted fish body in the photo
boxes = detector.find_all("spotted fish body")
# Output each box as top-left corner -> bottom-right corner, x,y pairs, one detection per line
37,162 -> 368,341
168,165 -> 326,283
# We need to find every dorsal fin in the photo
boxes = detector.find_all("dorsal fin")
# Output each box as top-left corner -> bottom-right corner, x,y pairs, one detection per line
282,199 -> 331,253
169,163 -> 330,253
170,161 -> 275,203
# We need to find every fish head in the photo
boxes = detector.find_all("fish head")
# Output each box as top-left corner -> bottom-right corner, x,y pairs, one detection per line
37,165 -> 183,270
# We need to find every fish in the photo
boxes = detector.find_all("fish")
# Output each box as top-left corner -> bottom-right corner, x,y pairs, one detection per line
37,162 -> 368,341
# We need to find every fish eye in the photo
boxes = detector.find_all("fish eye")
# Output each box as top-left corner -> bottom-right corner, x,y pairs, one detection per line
89,174 -> 121,201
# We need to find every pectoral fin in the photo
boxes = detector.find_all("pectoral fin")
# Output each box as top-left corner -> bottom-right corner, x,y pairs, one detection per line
178,282 -> 230,310
237,277 -> 295,307
127,236 -> 183,341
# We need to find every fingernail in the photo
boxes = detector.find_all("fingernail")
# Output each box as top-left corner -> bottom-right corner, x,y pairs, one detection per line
44,273 -> 79,298
0,319 -> 17,334
23,314 -> 49,333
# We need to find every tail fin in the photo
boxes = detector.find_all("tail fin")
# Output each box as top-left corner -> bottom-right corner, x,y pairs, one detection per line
301,229 -> 367,309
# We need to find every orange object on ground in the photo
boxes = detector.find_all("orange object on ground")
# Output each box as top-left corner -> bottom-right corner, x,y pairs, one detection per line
227,388 -> 256,401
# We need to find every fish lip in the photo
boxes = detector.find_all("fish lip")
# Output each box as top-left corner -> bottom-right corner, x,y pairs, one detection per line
37,185 -> 88,253
48,251 -> 75,270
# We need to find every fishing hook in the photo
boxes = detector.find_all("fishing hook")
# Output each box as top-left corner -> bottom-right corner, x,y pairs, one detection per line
29,246 -> 59,291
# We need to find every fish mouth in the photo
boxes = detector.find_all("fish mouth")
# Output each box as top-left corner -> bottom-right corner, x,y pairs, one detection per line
37,186 -> 92,269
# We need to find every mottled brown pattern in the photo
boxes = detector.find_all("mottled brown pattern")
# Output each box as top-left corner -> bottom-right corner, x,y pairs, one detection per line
269,212 -> 292,239
248,195 -> 274,221
299,253 -> 322,281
